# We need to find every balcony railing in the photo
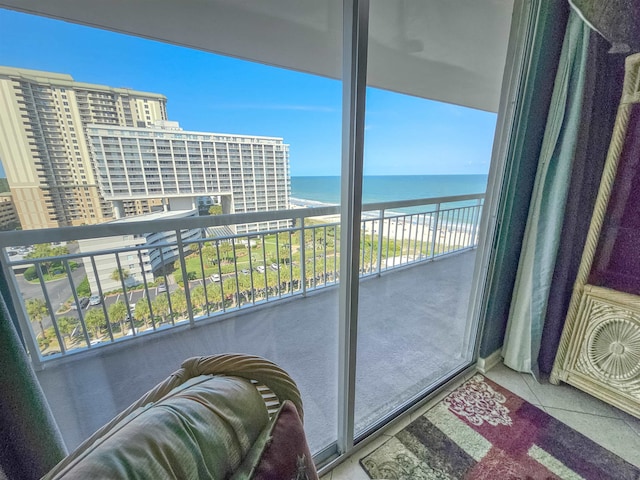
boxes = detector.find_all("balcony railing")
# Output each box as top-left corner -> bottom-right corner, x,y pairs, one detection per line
0,193 -> 483,366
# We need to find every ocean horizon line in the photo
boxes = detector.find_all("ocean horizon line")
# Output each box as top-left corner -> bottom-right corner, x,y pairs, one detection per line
291,173 -> 488,178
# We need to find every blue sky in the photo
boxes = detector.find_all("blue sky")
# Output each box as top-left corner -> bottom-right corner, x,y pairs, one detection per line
0,8 -> 497,177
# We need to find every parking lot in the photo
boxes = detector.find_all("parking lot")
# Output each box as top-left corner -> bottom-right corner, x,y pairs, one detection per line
15,250 -> 282,337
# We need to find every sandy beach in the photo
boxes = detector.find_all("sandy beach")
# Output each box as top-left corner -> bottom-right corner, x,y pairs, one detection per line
305,211 -> 476,257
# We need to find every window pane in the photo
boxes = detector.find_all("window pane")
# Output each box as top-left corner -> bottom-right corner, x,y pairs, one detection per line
354,0 -> 513,437
0,6 -> 342,454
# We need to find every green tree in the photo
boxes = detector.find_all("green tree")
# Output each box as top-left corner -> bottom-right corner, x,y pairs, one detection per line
174,270 -> 196,287
85,309 -> 106,339
23,266 -> 37,282
170,290 -> 187,319
111,268 -> 130,283
279,246 -> 291,264
57,316 -> 78,344
135,301 -> 151,328
218,243 -> 234,263
237,273 -> 253,303
76,276 -> 91,297
152,294 -> 170,323
266,269 -> 279,296
202,243 -> 218,266
190,285 -> 206,313
108,301 -> 128,334
208,204 -> 223,215
206,282 -> 223,311
26,298 -> 48,337
26,243 -> 69,275
222,277 -> 238,306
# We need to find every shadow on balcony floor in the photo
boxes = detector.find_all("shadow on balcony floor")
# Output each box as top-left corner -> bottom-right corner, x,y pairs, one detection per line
37,250 -> 477,453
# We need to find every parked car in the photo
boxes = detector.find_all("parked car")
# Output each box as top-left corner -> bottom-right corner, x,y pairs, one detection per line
89,295 -> 101,306
157,283 -> 167,293
240,269 -> 250,275
210,273 -> 221,282
256,265 -> 265,273
270,263 -> 279,271
71,297 -> 90,310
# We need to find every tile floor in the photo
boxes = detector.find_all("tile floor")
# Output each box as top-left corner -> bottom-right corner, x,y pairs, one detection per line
320,361 -> 640,479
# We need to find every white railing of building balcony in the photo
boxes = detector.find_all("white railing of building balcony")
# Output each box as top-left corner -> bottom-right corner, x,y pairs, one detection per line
0,193 -> 483,366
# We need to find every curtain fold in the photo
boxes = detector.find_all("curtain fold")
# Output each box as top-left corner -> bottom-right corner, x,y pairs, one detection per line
538,32 -> 626,375
0,274 -> 67,480
479,1 -> 569,358
502,11 -> 590,375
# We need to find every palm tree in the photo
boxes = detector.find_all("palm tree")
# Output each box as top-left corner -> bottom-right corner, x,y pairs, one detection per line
190,285 -> 206,314
135,301 -> 151,328
202,243 -> 218,267
265,269 -> 280,296
57,316 -> 78,345
111,268 -> 130,284
108,301 -> 128,335
170,290 -> 187,319
237,273 -> 253,303
84,309 -> 105,339
152,294 -> 170,324
26,298 -> 48,337
218,242 -> 234,263
206,282 -> 222,312
222,277 -> 238,307
279,266 -> 292,294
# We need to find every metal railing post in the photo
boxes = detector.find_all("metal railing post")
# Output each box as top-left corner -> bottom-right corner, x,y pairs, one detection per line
91,256 -> 112,343
115,254 -> 136,334
35,263 -> 65,353
158,248 -> 174,325
376,209 -> 384,274
300,217 -> 306,296
470,199 -> 482,247
430,203 -> 441,259
176,230 -> 195,327
196,240 -> 210,317
136,250 -> 156,330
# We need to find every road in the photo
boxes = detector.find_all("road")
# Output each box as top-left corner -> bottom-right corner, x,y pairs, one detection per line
17,264 -> 87,309
19,256 -> 238,337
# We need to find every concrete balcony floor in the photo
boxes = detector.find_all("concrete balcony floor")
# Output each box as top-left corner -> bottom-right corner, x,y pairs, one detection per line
36,250 -> 477,453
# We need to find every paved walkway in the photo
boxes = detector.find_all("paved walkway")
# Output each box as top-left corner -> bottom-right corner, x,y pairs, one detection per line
36,250 -> 477,452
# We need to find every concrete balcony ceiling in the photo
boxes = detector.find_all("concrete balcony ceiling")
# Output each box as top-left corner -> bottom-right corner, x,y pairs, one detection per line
0,0 -> 513,112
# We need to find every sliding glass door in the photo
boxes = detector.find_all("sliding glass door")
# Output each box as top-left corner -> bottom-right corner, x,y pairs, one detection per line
351,0 -> 516,440
0,0 -> 527,467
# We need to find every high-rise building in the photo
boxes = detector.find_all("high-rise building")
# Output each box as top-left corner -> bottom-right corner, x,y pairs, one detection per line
0,66 -> 168,230
87,121 -> 291,233
0,193 -> 20,231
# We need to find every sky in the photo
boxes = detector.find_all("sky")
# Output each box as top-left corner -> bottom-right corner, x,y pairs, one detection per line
0,8 -> 497,177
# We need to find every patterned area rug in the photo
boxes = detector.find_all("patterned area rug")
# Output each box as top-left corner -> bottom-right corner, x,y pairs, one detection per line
360,374 -> 639,479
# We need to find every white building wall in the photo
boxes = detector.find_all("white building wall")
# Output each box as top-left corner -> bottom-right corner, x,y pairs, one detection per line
78,234 -> 150,293
87,123 -> 291,233
78,210 -> 201,294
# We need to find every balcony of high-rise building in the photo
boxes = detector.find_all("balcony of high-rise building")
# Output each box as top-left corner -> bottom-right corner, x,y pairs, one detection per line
1,194 -> 483,455
2,2 -> 639,479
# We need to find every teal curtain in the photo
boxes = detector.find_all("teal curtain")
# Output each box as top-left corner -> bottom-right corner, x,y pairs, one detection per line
0,274 -> 66,479
479,1 -> 569,359
502,11 -> 590,375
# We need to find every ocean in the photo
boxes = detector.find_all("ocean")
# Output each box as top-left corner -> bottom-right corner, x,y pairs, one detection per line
291,175 -> 488,207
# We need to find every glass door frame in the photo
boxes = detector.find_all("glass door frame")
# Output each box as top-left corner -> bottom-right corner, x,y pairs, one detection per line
319,0 -> 540,469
